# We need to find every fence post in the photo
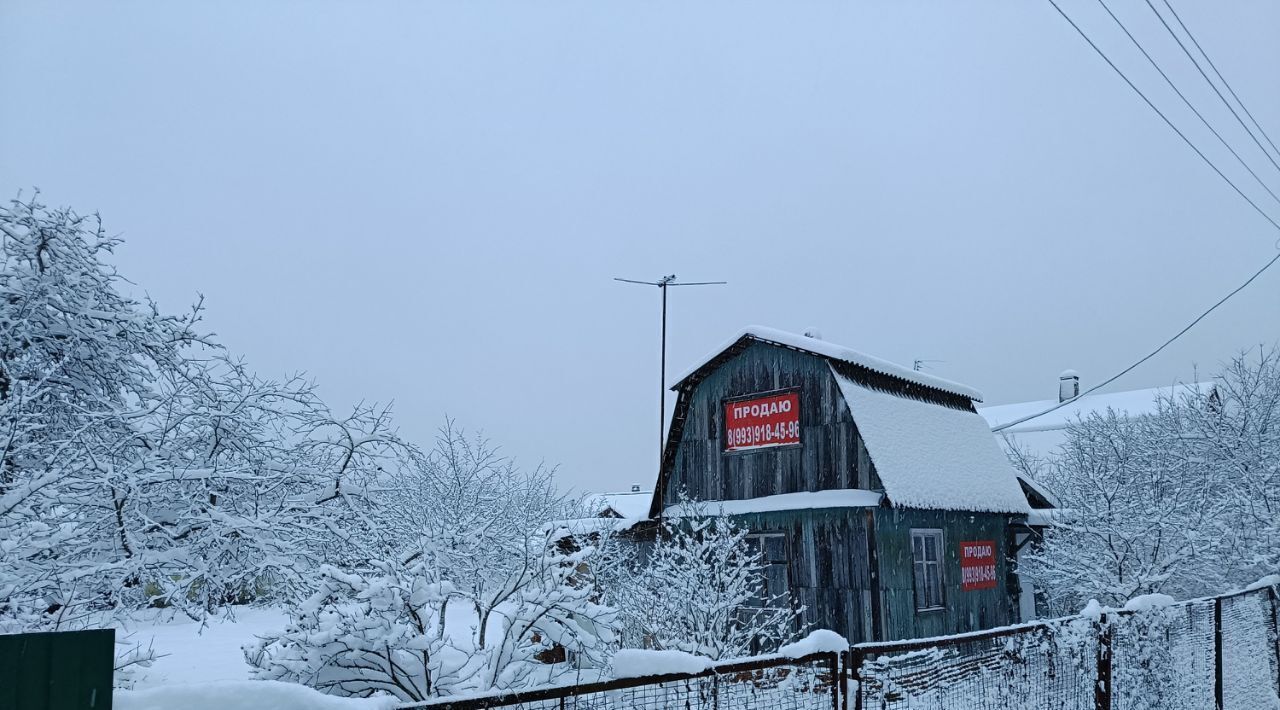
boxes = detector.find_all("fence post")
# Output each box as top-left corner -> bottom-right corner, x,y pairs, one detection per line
848,648 -> 864,710
829,652 -> 841,710
1269,586 -> 1280,702
1095,612 -> 1112,710
1214,596 -> 1224,710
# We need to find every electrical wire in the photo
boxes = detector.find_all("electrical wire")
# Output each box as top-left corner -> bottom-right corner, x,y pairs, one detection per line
1045,0 -> 1280,232
1093,0 -> 1280,209
1157,0 -> 1280,164
993,1 -> 1280,432
991,249 -> 1280,432
1143,0 -> 1280,176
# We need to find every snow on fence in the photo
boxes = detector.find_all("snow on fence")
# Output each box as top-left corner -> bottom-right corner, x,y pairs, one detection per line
393,584 -> 1279,710
396,652 -> 842,710
847,585 -> 1280,710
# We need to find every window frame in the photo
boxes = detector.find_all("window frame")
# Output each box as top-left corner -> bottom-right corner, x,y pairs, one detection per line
911,528 -> 947,613
742,531 -> 791,610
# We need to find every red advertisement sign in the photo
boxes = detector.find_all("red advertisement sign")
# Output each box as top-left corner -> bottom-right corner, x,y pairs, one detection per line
724,392 -> 800,452
960,540 -> 998,591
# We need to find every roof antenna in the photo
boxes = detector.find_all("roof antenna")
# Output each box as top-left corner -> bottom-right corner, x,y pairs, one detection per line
615,275 -> 727,467
913,359 -> 946,372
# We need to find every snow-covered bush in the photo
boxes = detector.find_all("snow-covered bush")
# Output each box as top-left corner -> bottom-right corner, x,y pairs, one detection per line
1022,347 -> 1280,613
601,504 -> 800,660
246,425 -> 617,701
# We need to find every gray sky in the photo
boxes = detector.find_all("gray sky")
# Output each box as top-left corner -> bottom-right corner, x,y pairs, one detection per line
3,1 -> 1278,495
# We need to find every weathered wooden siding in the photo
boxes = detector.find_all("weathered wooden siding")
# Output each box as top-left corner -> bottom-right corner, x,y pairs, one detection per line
871,508 -> 1015,641
664,342 -> 880,509
725,508 -> 874,643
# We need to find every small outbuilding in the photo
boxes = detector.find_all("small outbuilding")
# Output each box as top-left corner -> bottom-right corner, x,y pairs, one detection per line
650,326 -> 1030,643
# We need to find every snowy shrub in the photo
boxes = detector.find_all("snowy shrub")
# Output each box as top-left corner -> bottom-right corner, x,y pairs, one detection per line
601,504 -> 801,660
247,425 -> 617,701
1022,347 -> 1280,613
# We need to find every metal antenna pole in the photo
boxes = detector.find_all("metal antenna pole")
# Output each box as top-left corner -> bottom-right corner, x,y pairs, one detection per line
660,279 -> 669,458
615,274 -> 726,465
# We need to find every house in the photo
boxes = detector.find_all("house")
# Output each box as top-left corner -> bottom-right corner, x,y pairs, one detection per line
978,372 -> 1217,461
589,486 -> 654,520
649,326 -> 1030,643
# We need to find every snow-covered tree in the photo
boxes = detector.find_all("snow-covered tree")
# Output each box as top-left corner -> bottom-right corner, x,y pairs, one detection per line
0,193 -> 418,629
1022,347 -> 1280,613
246,424 -> 617,701
601,504 -> 800,660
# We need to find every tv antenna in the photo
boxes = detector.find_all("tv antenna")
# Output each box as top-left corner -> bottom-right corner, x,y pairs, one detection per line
615,274 -> 727,462
913,359 -> 946,372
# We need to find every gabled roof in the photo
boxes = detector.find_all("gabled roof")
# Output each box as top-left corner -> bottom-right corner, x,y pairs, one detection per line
672,326 -> 983,402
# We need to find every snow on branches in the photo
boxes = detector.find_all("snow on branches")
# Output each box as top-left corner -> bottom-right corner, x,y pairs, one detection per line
600,501 -> 801,660
1021,347 -> 1280,614
246,425 -> 617,701
0,193 -> 417,631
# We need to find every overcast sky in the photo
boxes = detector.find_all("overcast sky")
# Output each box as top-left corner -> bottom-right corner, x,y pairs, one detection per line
3,1 -> 1278,495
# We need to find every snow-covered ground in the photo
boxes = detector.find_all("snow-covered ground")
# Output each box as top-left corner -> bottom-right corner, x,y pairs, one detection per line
114,607 -> 287,689
111,607 -> 396,709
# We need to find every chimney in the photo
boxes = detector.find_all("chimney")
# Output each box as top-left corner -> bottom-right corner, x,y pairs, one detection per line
803,327 -> 823,340
631,484 -> 641,493
1059,370 -> 1080,402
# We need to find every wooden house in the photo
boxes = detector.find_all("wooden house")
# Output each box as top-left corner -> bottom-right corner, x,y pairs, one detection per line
649,326 -> 1031,643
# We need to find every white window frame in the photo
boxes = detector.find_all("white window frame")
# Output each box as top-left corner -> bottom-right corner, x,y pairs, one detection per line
911,528 -> 946,612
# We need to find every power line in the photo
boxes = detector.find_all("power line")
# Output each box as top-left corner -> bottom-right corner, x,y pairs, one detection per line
1092,0 -> 1280,209
1157,0 -> 1280,165
1142,0 -> 1280,177
994,1 -> 1280,432
992,248 -> 1280,432
1044,0 -> 1280,232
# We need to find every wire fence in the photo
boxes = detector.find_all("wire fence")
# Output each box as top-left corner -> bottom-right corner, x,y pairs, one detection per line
397,652 -> 841,710
848,584 -> 1280,710
396,584 -> 1280,710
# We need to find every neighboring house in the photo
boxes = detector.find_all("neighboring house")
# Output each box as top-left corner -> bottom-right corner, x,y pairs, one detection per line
590,486 -> 654,520
977,373 -> 1216,621
649,326 -> 1030,643
978,371 -> 1217,461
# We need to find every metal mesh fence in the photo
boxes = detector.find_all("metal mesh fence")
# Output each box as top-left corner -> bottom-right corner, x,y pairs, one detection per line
399,586 -> 1280,710
850,586 -> 1280,710
1110,597 -> 1216,710
850,617 -> 1097,710
400,653 -> 840,710
1220,588 -> 1280,710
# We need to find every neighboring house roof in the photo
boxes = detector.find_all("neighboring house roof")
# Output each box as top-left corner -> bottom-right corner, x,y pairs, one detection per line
589,490 -> 653,520
672,325 -> 984,402
978,382 -> 1215,434
833,369 -> 1029,514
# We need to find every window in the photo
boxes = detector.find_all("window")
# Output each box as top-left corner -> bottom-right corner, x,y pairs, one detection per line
743,532 -> 790,608
912,529 -> 945,611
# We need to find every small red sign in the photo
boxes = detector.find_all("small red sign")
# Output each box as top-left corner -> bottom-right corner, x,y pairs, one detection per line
960,540 -> 998,591
724,392 -> 800,452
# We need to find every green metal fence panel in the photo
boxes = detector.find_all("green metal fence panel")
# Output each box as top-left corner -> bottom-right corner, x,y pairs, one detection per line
0,629 -> 114,710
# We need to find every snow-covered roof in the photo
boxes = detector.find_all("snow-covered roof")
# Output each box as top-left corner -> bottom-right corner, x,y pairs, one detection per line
1017,474 -> 1061,509
834,369 -> 1029,514
662,489 -> 884,517
589,490 -> 654,519
978,382 -> 1215,434
673,326 -> 983,402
